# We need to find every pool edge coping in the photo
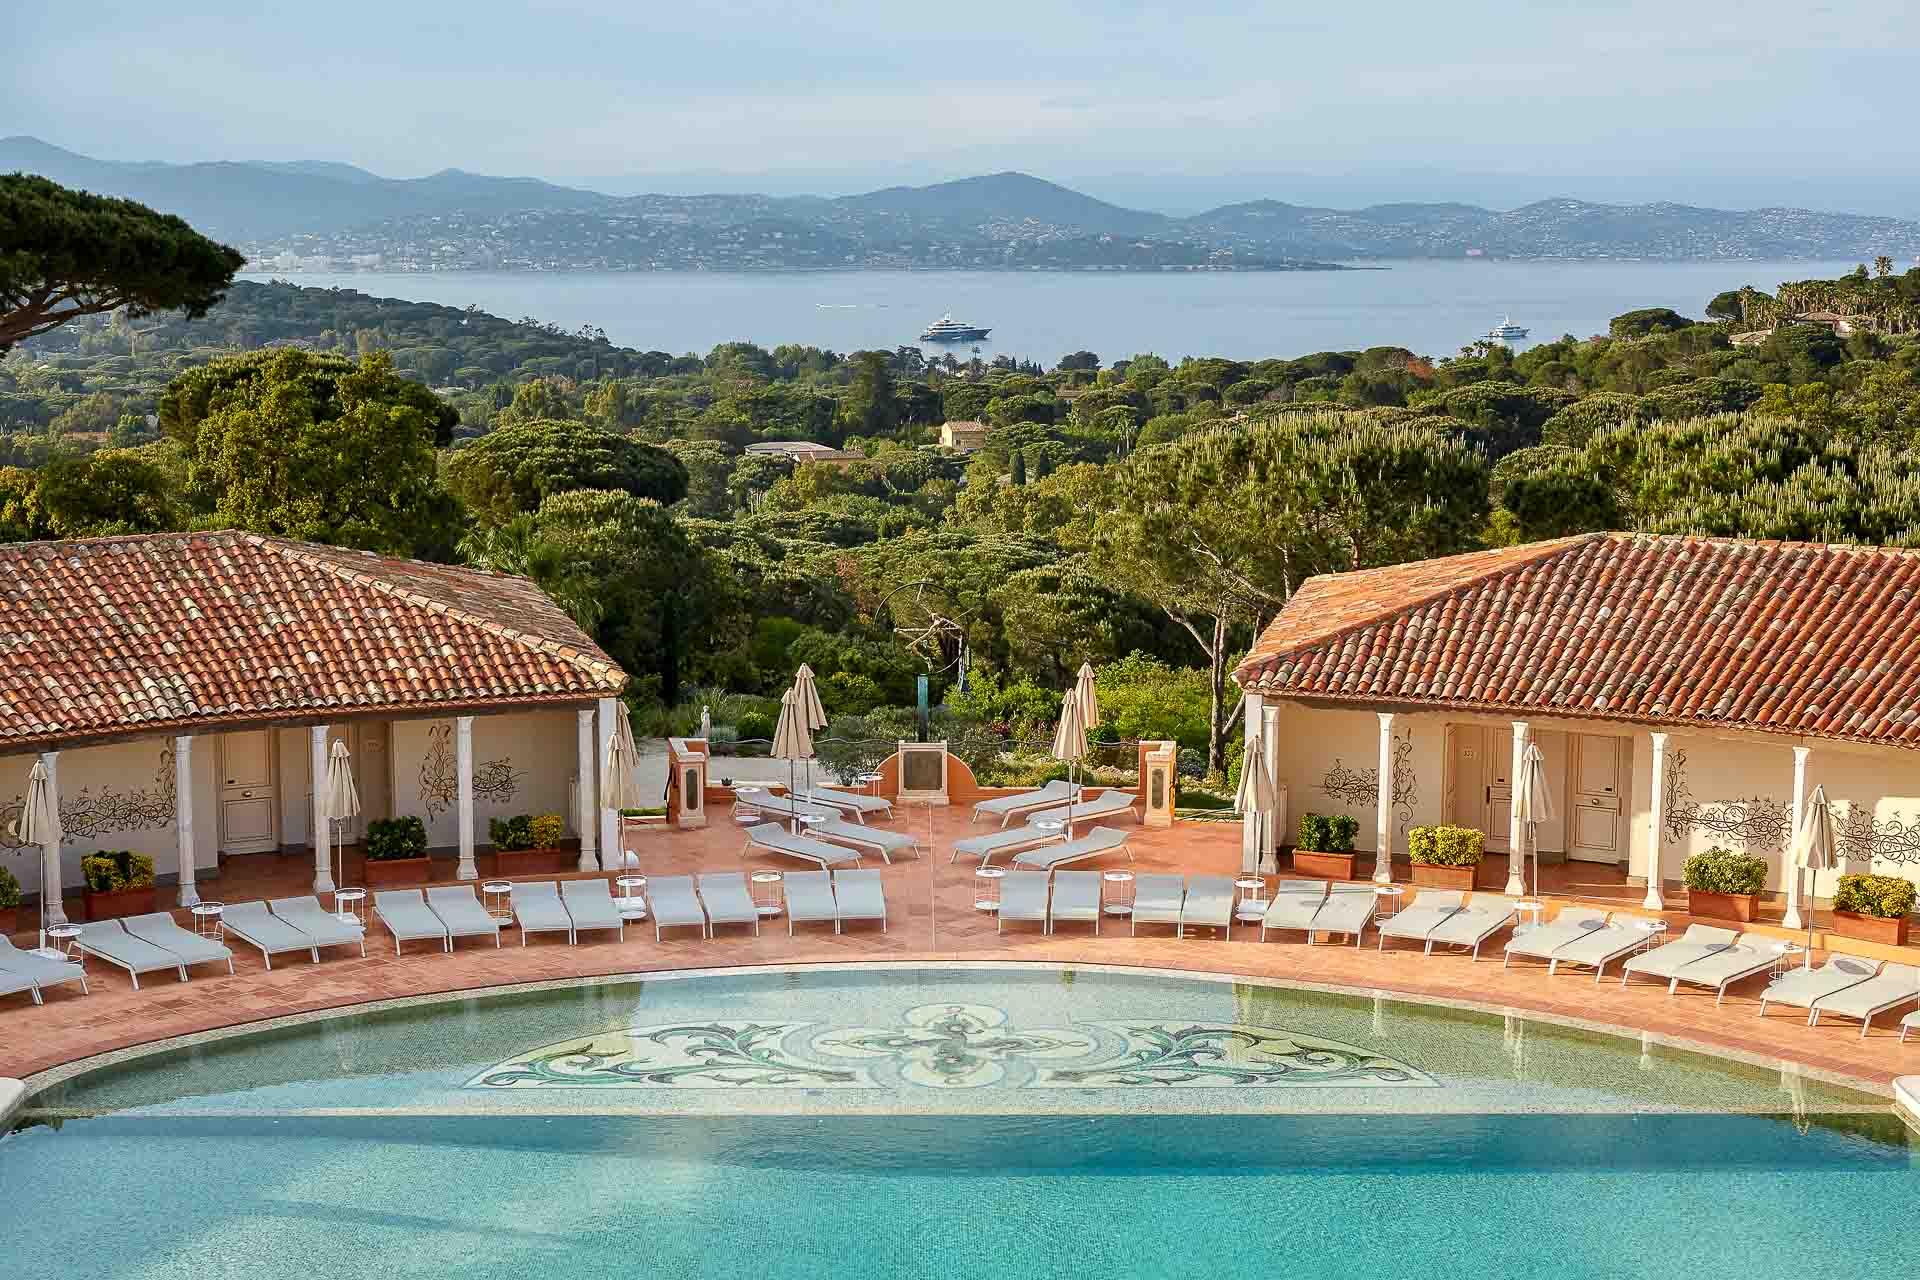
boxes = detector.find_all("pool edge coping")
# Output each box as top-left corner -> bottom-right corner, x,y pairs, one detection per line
15,959 -> 1902,1106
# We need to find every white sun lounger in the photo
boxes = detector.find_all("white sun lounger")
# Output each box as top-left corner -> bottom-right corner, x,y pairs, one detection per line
801,787 -> 893,822
1130,874 -> 1187,936
510,881 -> 575,946
698,873 -> 762,937
0,967 -> 39,1006
1902,1009 -> 1919,1042
1622,924 -> 1738,990
1180,875 -> 1235,939
999,870 -> 1052,935
782,871 -> 839,935
971,780 -> 1082,826
559,879 -> 625,942
1308,883 -> 1378,946
736,792 -> 835,824
1028,790 -> 1138,831
1657,935 -> 1777,1004
426,885 -> 503,948
1258,880 -> 1330,941
376,889 -> 455,953
1536,914 -> 1662,981
813,818 -> 919,864
1049,870 -> 1102,934
832,869 -> 886,932
1423,893 -> 1517,960
268,896 -> 368,956
1502,907 -> 1612,973
952,825 -> 1058,866
1376,890 -> 1466,953
0,935 -> 88,999
1757,955 -> 1879,1020
1009,826 -> 1132,871
74,920 -> 188,989
745,822 -> 861,868
221,901 -> 321,968
648,875 -> 708,940
122,911 -> 236,976
1808,962 -> 1920,1037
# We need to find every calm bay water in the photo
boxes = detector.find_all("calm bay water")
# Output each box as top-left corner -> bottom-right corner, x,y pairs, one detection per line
251,260 -> 1859,363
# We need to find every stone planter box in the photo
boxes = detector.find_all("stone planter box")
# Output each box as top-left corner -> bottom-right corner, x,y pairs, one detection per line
1291,850 -> 1356,880
1831,910 -> 1910,948
493,847 -> 570,876
364,857 -> 432,888
1687,889 -> 1759,923
82,885 -> 158,921
1411,862 -> 1479,891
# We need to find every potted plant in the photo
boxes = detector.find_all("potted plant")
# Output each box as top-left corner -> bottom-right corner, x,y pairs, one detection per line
1830,873 -> 1916,947
1682,846 -> 1768,922
80,849 -> 158,920
364,816 -> 431,887
0,865 -> 21,935
1293,813 -> 1360,880
1408,824 -> 1485,890
491,812 -> 569,874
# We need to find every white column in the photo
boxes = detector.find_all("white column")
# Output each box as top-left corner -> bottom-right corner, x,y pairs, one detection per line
1643,731 -> 1670,910
455,715 -> 477,880
39,750 -> 65,926
1782,745 -> 1811,930
310,726 -> 334,895
174,735 -> 198,908
1373,712 -> 1395,883
596,697 -> 620,871
1241,693 -> 1265,874
576,708 -> 599,871
1504,721 -> 1531,896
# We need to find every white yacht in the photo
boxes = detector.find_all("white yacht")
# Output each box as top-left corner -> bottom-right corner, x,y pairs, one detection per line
1487,315 -> 1530,342
920,314 -> 992,342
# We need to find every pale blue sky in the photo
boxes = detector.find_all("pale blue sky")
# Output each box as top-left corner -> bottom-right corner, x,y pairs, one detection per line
7,1 -> 1915,205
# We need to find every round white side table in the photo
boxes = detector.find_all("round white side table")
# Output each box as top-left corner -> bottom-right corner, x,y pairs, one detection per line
481,881 -> 514,922
614,875 -> 649,921
974,867 -> 1006,912
190,901 -> 225,939
1102,869 -> 1136,917
750,871 -> 785,917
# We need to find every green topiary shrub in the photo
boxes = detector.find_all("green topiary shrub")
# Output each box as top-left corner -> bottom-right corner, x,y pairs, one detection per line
1298,813 -> 1359,853
488,814 -> 535,851
1681,846 -> 1767,896
80,850 -> 156,892
0,864 -> 21,909
1408,824 -> 1485,867
528,813 -> 566,848
1832,873 -> 1917,920
365,816 -> 427,861
735,710 -> 775,743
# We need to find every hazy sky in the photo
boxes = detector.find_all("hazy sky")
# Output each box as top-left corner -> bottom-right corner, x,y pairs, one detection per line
8,1 -> 1916,196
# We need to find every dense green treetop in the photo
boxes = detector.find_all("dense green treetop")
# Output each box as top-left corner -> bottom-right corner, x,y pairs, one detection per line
443,417 -> 687,525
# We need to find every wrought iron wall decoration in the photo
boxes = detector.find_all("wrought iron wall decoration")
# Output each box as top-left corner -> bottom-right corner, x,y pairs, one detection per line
1835,803 -> 1920,867
1319,734 -> 1418,826
1,743 -> 176,849
1391,729 -> 1418,845
418,723 -> 526,821
1320,759 -> 1377,807
1661,749 -> 1791,851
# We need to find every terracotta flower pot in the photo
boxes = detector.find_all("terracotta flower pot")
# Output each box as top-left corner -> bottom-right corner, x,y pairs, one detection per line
364,857 -> 432,888
1291,850 -> 1356,880
493,847 -> 570,876
1411,862 -> 1479,891
1830,910 -> 1909,947
82,885 -> 159,921
0,905 -> 18,936
1687,889 -> 1759,923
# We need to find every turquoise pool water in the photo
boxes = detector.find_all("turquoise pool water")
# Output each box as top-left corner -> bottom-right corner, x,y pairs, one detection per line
6,968 -> 1916,1279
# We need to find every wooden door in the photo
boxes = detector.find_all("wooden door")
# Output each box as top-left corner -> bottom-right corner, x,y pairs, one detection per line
1569,733 -> 1624,863
354,721 -> 392,833
1484,728 -> 1514,852
219,730 -> 278,854
1448,726 -> 1493,848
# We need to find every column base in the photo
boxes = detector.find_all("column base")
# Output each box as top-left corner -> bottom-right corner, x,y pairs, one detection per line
313,873 -> 337,896
1503,873 -> 1527,897
1641,888 -> 1666,911
178,884 -> 201,908
577,851 -> 599,873
456,860 -> 479,881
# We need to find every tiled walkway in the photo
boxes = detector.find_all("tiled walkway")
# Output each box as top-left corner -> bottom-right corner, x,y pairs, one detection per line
6,805 -> 1917,1090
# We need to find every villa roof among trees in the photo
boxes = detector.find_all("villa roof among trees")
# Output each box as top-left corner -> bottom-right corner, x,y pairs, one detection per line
0,531 -> 625,751
1235,532 -> 1920,748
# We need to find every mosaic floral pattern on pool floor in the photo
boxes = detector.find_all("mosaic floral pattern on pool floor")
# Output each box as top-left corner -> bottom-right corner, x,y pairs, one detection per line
469,1004 -> 1436,1091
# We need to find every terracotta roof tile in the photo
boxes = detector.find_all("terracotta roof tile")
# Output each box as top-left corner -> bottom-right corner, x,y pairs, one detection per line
1234,533 -> 1920,749
0,531 -> 626,750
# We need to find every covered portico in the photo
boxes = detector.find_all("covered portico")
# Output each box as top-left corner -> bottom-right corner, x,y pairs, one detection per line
1235,534 -> 1920,910
1,532 -> 629,918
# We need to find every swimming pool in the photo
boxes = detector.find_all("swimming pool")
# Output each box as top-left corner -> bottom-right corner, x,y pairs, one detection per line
7,967 -> 1916,1279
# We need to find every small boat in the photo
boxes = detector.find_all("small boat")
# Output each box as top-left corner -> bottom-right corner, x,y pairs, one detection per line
921,314 -> 992,342
1487,315 -> 1530,342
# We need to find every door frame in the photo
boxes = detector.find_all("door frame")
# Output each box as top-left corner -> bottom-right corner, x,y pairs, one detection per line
218,729 -> 280,855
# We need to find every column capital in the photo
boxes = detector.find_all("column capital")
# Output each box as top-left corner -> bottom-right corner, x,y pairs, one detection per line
1649,730 -> 1670,749
1791,744 -> 1812,763
1376,710 -> 1395,729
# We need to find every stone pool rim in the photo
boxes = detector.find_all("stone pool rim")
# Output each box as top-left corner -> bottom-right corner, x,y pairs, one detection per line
10,960 -> 1903,1109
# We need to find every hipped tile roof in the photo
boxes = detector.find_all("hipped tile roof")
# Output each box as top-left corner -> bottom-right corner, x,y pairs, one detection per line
0,531 -> 626,751
1234,532 -> 1920,749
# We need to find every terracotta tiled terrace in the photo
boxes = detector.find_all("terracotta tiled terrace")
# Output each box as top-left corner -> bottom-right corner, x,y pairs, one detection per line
7,803 -> 1919,1091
